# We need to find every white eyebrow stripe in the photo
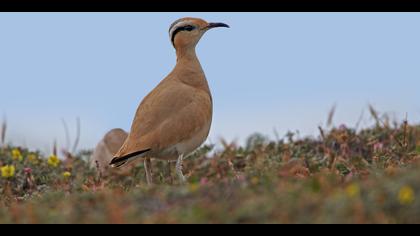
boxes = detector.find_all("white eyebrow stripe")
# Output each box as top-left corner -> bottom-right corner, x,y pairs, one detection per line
169,20 -> 194,40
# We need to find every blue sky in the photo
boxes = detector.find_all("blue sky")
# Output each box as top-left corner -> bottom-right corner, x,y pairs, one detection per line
0,13 -> 419,153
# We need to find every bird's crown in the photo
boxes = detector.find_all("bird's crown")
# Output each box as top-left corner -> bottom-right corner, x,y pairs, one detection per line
168,18 -> 208,45
168,17 -> 229,47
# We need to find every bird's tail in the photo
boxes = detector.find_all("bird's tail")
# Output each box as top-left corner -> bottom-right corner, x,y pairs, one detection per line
109,148 -> 151,168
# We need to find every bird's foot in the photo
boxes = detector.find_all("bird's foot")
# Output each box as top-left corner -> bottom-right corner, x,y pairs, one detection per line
176,154 -> 187,184
144,158 -> 153,186
177,172 -> 187,183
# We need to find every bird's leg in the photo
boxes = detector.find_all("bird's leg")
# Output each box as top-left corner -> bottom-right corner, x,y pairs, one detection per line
167,160 -> 173,184
144,157 -> 153,186
176,154 -> 187,183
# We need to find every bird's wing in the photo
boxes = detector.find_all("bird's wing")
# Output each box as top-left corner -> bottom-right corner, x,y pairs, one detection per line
113,80 -> 212,160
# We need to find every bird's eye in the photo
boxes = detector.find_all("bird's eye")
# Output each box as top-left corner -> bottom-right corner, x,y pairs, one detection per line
170,24 -> 197,45
183,25 -> 195,31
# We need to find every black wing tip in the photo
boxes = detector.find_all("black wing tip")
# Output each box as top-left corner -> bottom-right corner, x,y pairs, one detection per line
109,157 -> 119,166
114,161 -> 127,168
109,148 -> 151,167
109,157 -> 127,168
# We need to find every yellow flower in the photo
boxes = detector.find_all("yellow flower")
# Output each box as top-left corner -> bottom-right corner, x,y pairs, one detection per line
188,183 -> 199,192
251,177 -> 259,185
1,165 -> 15,178
63,171 -> 71,178
398,185 -> 415,205
28,153 -> 39,164
47,155 -> 60,167
345,183 -> 360,198
11,149 -> 23,162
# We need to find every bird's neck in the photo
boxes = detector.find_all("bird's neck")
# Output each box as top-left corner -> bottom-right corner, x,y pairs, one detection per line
173,46 -> 211,94
175,46 -> 198,62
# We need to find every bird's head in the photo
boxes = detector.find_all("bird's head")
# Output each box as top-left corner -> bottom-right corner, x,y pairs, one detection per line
169,17 -> 229,50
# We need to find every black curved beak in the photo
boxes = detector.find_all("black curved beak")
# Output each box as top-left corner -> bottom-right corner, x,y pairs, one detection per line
206,22 -> 230,29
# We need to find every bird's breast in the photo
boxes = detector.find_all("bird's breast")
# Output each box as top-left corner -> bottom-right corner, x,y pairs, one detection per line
157,118 -> 212,160
175,118 -> 212,154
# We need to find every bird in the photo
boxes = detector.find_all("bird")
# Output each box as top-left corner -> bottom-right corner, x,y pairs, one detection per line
91,128 -> 136,176
109,17 -> 229,185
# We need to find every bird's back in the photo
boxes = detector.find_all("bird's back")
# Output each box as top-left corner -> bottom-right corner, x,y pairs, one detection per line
114,66 -> 212,160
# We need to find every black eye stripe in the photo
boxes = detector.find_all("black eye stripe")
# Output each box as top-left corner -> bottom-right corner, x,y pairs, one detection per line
171,25 -> 196,44
183,25 -> 195,31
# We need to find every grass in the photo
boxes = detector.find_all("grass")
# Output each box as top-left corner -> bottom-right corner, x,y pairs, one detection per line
1,113 -> 420,223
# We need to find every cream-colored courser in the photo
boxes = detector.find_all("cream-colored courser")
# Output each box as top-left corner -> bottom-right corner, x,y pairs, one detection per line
109,17 -> 229,184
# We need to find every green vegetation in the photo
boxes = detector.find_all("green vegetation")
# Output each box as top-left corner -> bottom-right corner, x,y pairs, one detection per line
1,111 -> 420,223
